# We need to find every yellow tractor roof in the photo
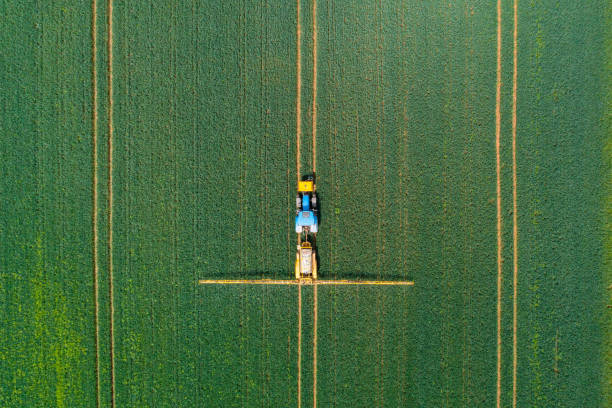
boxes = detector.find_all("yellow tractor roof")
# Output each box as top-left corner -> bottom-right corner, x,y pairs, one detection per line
298,180 -> 314,192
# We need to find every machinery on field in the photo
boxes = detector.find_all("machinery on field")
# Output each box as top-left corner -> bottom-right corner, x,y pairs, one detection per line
295,176 -> 318,234
295,176 -> 319,280
295,240 -> 317,280
200,173 -> 415,286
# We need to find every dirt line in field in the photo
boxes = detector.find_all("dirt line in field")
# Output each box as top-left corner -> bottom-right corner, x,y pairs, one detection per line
296,0 -> 302,182
91,0 -> 101,406
107,0 -> 116,406
312,1 -> 318,406
312,0 -> 317,174
298,282 -> 302,408
512,1 -> 518,406
313,283 -> 318,408
296,0 -> 302,392
495,0 -> 502,407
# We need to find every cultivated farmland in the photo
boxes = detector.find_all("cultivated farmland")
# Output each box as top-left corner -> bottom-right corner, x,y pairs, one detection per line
0,1 -> 610,407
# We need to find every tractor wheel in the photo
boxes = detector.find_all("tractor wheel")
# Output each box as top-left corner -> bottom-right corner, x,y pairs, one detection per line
311,194 -> 317,209
296,195 -> 302,210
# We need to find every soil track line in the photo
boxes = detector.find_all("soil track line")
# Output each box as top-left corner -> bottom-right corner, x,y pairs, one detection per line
495,0 -> 502,407
312,0 -> 317,174
313,283 -> 318,408
512,1 -> 518,406
296,0 -> 302,182
107,0 -> 115,406
91,0 -> 101,406
298,282 -> 302,408
312,1 -> 318,406
296,2 -> 302,403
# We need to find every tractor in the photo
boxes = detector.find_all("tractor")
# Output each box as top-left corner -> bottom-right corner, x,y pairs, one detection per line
294,176 -> 319,280
295,176 -> 318,234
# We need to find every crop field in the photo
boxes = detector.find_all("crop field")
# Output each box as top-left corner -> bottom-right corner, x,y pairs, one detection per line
0,0 -> 610,407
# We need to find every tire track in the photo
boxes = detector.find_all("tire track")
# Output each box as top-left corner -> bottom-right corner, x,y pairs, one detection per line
107,0 -> 116,405
297,282 -> 302,408
312,0 -> 317,175
312,1 -> 318,406
313,283 -> 318,408
495,0 -> 503,406
512,1 -> 519,406
296,0 -> 302,183
296,1 -> 302,406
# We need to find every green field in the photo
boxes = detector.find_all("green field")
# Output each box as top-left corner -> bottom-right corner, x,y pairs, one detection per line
1,1 -> 610,407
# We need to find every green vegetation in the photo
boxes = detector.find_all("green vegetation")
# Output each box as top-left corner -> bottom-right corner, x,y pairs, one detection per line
0,2 -> 96,406
0,0 -> 609,407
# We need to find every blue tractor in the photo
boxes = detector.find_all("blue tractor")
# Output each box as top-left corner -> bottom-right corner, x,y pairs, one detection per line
295,177 -> 318,234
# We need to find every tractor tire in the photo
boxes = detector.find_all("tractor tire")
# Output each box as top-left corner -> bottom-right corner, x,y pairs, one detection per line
311,194 -> 317,209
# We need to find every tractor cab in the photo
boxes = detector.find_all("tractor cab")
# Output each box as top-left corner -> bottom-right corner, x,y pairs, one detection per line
295,178 -> 318,234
